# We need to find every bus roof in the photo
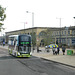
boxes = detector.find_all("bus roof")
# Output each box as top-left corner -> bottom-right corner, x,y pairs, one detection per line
9,34 -> 31,37
9,35 -> 18,37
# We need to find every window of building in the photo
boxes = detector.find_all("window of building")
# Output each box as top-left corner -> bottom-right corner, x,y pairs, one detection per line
59,31 -> 61,35
68,30 -> 70,35
57,32 -> 58,35
39,31 -> 47,37
72,30 -> 75,35
62,38 -> 66,44
65,31 -> 66,35
62,31 -> 63,35
54,32 -> 56,36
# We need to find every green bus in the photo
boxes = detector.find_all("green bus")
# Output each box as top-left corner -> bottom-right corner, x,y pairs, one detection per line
8,34 -> 31,57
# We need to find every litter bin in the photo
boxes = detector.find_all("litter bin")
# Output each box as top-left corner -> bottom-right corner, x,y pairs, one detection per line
67,50 -> 73,55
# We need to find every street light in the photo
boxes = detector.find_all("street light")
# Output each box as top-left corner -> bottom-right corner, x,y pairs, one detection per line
65,27 -> 68,46
26,11 -> 34,36
26,11 -> 35,51
73,17 -> 75,43
21,22 -> 27,34
73,17 -> 75,26
26,11 -> 34,28
56,18 -> 62,45
73,17 -> 75,19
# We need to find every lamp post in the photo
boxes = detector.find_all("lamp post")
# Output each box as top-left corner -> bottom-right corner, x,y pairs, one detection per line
65,27 -> 68,46
26,11 -> 34,28
73,17 -> 75,26
73,17 -> 75,19
21,22 -> 27,34
73,17 -> 75,37
73,17 -> 75,46
26,11 -> 35,51
56,18 -> 63,46
26,11 -> 34,38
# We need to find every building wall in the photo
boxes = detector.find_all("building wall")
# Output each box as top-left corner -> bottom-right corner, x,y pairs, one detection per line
5,27 -> 75,47
5,27 -> 47,46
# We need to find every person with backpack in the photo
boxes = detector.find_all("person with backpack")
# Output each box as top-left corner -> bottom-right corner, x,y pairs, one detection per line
62,46 -> 66,55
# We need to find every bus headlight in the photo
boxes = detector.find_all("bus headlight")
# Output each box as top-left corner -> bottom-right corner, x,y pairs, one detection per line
30,52 -> 32,56
17,52 -> 20,56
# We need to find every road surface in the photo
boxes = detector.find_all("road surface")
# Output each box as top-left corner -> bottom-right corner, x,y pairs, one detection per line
0,48 -> 75,75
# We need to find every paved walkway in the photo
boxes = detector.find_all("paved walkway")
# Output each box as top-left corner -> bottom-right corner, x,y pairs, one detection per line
32,47 -> 75,68
0,45 -> 75,68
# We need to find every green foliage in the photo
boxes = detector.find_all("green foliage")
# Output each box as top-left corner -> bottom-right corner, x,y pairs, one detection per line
0,23 -> 3,26
30,32 -> 36,46
43,29 -> 53,46
0,5 -> 6,29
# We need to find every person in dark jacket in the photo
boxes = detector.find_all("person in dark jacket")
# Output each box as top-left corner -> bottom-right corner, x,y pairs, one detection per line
57,46 -> 60,55
62,46 -> 66,55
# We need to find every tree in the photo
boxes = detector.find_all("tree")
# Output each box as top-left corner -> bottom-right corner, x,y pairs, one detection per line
0,5 -> 6,31
32,32 -> 36,46
30,32 -> 36,49
39,31 -> 47,46
38,29 -> 53,46
44,29 -> 53,46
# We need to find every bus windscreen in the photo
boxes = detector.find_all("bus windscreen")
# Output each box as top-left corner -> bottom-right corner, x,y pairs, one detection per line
20,36 -> 29,41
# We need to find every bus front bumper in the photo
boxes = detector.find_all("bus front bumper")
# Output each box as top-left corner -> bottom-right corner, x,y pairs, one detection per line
17,54 -> 31,57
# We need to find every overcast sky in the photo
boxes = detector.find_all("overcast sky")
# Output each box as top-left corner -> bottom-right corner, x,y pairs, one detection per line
0,0 -> 75,35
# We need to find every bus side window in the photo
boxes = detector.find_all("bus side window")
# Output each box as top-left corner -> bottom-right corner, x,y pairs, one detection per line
11,40 -> 13,45
14,40 -> 16,46
14,40 -> 17,46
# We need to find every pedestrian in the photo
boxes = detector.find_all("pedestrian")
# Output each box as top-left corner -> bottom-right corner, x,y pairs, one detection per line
62,46 -> 66,55
52,47 -> 55,55
37,46 -> 39,53
55,47 -> 58,55
45,46 -> 48,50
3,41 -> 5,46
57,46 -> 60,55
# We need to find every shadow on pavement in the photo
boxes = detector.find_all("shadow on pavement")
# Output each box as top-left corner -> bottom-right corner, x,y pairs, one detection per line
0,55 -> 17,60
0,55 -> 38,60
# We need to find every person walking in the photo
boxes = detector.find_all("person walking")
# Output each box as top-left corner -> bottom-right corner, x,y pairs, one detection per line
52,47 -> 55,55
62,46 -> 66,55
57,46 -> 60,55
55,47 -> 58,55
3,41 -> 5,46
